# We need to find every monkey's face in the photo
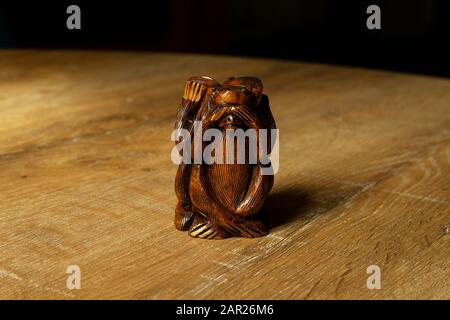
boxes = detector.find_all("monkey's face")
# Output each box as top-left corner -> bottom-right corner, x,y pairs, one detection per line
207,85 -> 261,131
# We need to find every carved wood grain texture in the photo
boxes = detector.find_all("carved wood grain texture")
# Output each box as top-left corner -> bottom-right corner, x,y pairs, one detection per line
0,50 -> 449,299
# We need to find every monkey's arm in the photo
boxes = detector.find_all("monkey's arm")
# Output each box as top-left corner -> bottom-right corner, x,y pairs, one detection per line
174,76 -> 218,145
174,76 -> 218,204
234,166 -> 273,217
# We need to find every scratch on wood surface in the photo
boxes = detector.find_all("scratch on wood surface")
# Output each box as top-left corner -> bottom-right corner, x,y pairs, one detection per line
385,253 -> 391,265
382,189 -> 448,204
334,268 -> 352,296
200,274 -> 228,285
192,274 -> 228,294
231,250 -> 258,262
0,114 -> 149,162
213,260 -> 238,270
266,234 -> 293,242
0,268 -> 22,281
28,279 -> 76,298
0,268 -> 75,298
299,170 -> 448,205
194,235 -> 296,296
303,279 -> 322,300
297,171 -> 363,187
374,241 -> 380,252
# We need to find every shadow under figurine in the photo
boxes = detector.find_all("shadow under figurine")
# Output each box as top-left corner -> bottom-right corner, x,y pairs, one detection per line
174,76 -> 277,239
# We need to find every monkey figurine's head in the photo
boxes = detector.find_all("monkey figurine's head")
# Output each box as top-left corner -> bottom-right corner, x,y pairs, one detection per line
206,81 -> 263,131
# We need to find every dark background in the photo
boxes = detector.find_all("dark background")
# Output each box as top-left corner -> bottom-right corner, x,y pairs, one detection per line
1,0 -> 449,78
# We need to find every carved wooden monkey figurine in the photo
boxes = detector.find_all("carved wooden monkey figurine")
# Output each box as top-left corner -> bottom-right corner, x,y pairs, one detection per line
174,76 -> 276,239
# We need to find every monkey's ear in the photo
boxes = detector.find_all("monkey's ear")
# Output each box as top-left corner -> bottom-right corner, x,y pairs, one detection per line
175,76 -> 219,132
257,95 -> 276,130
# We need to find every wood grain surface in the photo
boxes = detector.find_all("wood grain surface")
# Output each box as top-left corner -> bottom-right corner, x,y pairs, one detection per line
0,50 -> 449,299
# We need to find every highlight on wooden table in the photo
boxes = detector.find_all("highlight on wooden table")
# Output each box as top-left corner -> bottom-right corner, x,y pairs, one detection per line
0,50 -> 449,299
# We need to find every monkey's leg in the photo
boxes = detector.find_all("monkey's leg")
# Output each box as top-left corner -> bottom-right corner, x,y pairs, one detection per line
175,201 -> 195,231
240,207 -> 269,238
174,164 -> 195,231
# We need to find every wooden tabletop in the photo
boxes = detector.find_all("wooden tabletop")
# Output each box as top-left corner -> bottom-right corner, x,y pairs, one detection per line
0,50 -> 449,299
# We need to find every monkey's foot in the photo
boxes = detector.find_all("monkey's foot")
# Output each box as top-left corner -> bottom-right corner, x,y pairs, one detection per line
188,215 -> 229,240
228,219 -> 269,238
174,201 -> 194,231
